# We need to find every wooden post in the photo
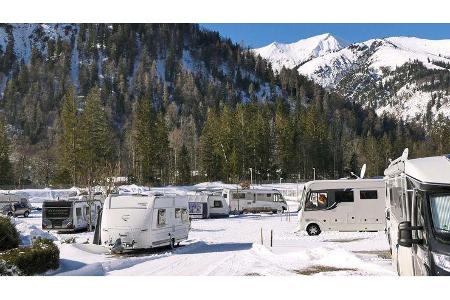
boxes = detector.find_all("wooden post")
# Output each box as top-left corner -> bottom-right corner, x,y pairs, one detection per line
260,228 -> 263,245
270,230 -> 273,247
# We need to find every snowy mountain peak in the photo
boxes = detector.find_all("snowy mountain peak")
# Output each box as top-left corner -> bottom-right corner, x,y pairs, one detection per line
254,33 -> 349,72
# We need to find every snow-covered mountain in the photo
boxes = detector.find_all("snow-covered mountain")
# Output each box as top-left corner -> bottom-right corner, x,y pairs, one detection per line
256,35 -> 450,122
253,33 -> 349,72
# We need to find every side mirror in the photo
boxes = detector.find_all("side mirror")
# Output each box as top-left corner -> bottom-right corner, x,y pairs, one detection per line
398,221 -> 423,247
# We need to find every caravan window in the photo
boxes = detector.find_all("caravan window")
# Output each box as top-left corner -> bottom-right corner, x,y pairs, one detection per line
213,200 -> 223,208
360,190 -> 378,199
157,209 -> 166,226
76,207 -> 82,217
175,208 -> 181,219
181,208 -> 189,223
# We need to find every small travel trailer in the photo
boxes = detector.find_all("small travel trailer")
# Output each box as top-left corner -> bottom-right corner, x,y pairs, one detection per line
187,192 -> 230,219
384,149 -> 450,276
297,178 -> 385,235
42,196 -> 102,231
98,194 -> 190,252
222,188 -> 287,214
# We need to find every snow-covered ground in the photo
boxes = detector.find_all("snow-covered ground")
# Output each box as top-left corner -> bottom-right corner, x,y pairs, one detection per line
11,195 -> 395,276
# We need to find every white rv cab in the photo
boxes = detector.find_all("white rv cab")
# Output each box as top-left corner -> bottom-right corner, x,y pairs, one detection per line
222,188 -> 287,214
99,194 -> 190,252
298,178 -> 385,235
384,149 -> 450,276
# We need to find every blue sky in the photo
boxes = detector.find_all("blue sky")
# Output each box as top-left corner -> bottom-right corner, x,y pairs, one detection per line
201,24 -> 450,48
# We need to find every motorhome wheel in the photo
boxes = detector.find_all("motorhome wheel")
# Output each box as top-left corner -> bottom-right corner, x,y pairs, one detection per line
306,223 -> 321,236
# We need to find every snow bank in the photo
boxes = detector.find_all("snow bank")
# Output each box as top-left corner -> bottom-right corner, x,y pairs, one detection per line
13,219 -> 56,246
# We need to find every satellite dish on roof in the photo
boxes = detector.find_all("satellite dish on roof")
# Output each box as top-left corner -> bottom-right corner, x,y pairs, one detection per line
360,164 -> 366,179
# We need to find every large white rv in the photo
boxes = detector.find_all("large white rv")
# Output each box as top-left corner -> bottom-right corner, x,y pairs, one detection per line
42,196 -> 102,232
297,178 -> 385,235
385,149 -> 450,276
99,194 -> 190,252
222,188 -> 287,214
187,192 -> 230,219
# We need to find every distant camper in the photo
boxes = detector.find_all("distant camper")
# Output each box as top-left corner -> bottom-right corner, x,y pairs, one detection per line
0,194 -> 32,218
222,188 -> 287,214
297,178 -> 385,235
98,194 -> 190,252
42,196 -> 102,231
187,193 -> 230,219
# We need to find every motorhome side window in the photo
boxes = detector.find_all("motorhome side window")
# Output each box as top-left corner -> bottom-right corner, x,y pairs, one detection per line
175,208 -> 181,219
360,190 -> 378,199
232,193 -> 245,199
157,209 -> 166,226
390,186 -> 404,219
213,200 -> 223,208
335,190 -> 354,203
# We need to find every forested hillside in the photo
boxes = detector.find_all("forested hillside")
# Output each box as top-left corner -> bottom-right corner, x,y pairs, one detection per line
0,24 -> 447,187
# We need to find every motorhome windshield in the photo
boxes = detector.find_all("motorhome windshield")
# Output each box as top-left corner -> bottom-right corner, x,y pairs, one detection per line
429,193 -> 450,243
304,189 -> 353,211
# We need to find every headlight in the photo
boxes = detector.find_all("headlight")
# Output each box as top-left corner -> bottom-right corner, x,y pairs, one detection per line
432,252 -> 450,272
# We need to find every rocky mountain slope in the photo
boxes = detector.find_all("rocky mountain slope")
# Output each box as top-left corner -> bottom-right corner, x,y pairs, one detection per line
255,34 -> 450,122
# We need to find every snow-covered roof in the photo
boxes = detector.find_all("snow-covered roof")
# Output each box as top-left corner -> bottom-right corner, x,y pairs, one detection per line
305,179 -> 384,191
405,155 -> 450,185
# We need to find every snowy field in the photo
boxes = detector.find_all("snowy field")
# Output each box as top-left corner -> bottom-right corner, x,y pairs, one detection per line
15,203 -> 395,276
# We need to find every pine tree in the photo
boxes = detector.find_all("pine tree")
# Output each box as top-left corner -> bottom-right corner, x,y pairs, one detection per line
0,118 -> 13,186
133,97 -> 155,184
178,144 -> 191,184
78,86 -> 115,188
56,87 -> 79,185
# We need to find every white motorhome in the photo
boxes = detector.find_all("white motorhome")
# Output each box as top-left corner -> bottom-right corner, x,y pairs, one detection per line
187,192 -> 230,219
384,149 -> 450,276
99,194 -> 190,252
222,188 -> 287,214
42,196 -> 102,231
297,178 -> 385,235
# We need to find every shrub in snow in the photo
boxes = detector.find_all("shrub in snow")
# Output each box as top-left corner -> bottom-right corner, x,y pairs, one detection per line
0,216 -> 20,251
0,238 -> 59,275
0,259 -> 22,276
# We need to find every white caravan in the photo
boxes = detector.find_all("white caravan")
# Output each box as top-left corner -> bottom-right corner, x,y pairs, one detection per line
298,178 -> 385,235
222,188 -> 287,214
99,194 -> 190,252
385,149 -> 450,276
42,196 -> 102,231
187,192 -> 230,219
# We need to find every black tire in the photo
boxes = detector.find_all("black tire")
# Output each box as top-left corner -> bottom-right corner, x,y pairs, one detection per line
306,223 -> 321,236
272,210 -> 278,214
23,211 -> 30,218
7,212 -> 13,217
